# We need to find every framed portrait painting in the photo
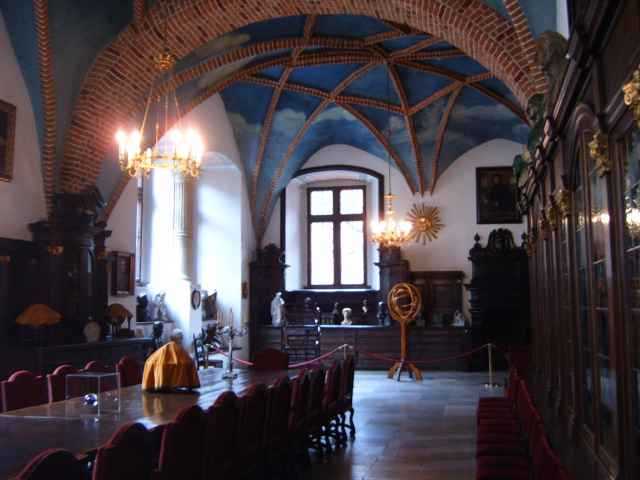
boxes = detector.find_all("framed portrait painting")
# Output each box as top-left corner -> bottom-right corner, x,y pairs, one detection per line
0,99 -> 16,182
476,167 -> 521,224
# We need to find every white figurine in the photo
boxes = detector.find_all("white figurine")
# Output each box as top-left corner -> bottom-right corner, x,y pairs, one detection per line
453,310 -> 465,327
271,292 -> 285,326
341,307 -> 353,325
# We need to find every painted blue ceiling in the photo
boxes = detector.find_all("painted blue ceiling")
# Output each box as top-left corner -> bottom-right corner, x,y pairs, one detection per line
0,1 -> 560,227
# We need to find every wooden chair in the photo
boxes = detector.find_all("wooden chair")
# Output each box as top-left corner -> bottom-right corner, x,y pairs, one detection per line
235,384 -> 268,477
253,348 -> 289,370
322,361 -> 345,447
156,405 -> 206,480
1,370 -> 48,412
306,367 -> 327,454
204,391 -> 239,478
92,422 -> 152,480
336,355 -> 356,438
15,449 -> 86,480
264,376 -> 292,476
47,364 -> 79,402
116,356 -> 142,387
288,369 -> 310,466
82,361 -> 117,391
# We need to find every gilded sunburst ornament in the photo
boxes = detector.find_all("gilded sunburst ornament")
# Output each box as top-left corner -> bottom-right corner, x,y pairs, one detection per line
407,203 -> 443,244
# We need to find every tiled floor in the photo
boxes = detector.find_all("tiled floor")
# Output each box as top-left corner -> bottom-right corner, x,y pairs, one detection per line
309,370 -> 506,480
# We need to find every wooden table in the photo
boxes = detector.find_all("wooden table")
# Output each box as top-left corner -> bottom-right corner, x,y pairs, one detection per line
0,368 -> 292,479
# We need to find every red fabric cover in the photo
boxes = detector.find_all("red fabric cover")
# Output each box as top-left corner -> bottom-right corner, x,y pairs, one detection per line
477,423 -> 520,435
265,376 -> 292,451
204,391 -> 238,478
253,348 -> 289,370
476,465 -> 530,480
1,370 -> 48,411
306,368 -> 326,433
289,370 -> 310,434
476,442 -> 527,457
507,348 -> 529,377
16,448 -> 85,480
477,455 -> 529,469
236,384 -> 268,465
157,405 -> 205,480
322,362 -> 342,416
92,423 -> 152,480
46,365 -> 79,402
116,356 -> 142,387
337,355 -> 355,415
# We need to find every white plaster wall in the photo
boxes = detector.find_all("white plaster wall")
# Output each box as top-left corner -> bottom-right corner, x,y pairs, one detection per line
556,0 -> 570,38
105,178 -> 138,320
263,139 -> 525,317
129,93 -> 254,347
0,12 -> 46,240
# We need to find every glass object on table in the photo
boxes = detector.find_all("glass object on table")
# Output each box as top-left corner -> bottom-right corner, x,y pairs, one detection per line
65,372 -> 121,416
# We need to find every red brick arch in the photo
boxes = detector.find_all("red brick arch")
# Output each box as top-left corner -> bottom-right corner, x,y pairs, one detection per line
61,0 -> 541,193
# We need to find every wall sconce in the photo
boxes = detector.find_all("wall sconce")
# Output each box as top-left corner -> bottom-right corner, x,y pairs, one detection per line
588,130 -> 610,177
623,66 -> 640,128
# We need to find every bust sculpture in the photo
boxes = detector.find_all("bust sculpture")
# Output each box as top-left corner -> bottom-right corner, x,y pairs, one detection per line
271,292 -> 285,326
341,307 -> 353,325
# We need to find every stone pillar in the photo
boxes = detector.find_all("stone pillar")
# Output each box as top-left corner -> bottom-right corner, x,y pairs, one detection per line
173,173 -> 195,281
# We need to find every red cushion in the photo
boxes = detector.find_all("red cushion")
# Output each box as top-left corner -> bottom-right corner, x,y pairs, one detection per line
477,455 -> 529,469
476,465 -> 530,480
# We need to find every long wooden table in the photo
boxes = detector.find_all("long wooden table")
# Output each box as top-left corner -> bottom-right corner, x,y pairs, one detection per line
0,368 -> 293,479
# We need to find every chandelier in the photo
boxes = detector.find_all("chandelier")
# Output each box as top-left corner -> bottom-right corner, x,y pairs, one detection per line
370,63 -> 411,247
115,7 -> 204,178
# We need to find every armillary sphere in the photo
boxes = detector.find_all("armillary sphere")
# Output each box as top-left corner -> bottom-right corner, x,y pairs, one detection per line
387,282 -> 423,381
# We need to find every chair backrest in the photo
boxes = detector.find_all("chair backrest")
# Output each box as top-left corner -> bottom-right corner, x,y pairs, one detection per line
307,367 -> 326,428
83,361 -> 112,373
157,405 -> 206,480
92,422 -> 152,480
1,370 -> 48,412
16,449 -> 86,480
341,355 -> 356,409
116,356 -> 142,387
323,361 -> 342,410
506,367 -> 520,401
265,376 -> 291,448
236,384 -> 268,456
253,348 -> 289,370
83,361 -> 117,391
289,369 -> 310,433
204,391 -> 239,477
47,365 -> 79,402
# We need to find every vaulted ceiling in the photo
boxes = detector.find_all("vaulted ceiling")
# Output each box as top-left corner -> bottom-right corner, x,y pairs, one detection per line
0,0 -> 558,237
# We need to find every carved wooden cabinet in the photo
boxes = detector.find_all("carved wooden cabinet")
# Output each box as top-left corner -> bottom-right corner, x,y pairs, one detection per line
410,271 -> 464,327
465,230 -> 529,350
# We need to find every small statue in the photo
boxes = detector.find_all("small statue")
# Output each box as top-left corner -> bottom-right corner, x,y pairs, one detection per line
453,310 -> 465,327
331,302 -> 340,324
270,292 -> 285,327
136,295 -> 149,324
153,292 -> 168,323
377,301 -> 388,326
304,297 -> 313,312
536,31 -> 569,114
341,307 -> 353,326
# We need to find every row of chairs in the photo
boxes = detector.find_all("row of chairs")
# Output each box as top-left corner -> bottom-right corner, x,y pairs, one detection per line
475,368 -> 571,480
14,355 -> 357,479
0,356 -> 142,412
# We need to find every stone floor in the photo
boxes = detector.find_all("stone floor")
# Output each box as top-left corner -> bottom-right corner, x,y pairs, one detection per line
309,370 -> 506,480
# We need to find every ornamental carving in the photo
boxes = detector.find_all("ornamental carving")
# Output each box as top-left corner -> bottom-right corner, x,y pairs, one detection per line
546,200 -> 560,231
623,65 -> 640,128
588,130 -> 610,177
406,203 -> 443,244
554,188 -> 571,218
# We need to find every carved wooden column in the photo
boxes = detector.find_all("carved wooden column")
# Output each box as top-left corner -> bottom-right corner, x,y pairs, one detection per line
375,246 -> 409,303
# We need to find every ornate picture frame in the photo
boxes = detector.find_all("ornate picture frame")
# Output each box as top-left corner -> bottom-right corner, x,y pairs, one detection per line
476,167 -> 521,224
0,99 -> 16,182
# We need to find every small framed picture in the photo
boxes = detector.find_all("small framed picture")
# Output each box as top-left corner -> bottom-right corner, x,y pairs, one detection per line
191,289 -> 202,310
476,167 -> 521,224
0,99 -> 16,182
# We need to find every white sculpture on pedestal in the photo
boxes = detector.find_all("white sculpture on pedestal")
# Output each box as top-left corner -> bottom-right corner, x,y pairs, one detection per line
341,307 -> 353,325
271,292 -> 285,326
